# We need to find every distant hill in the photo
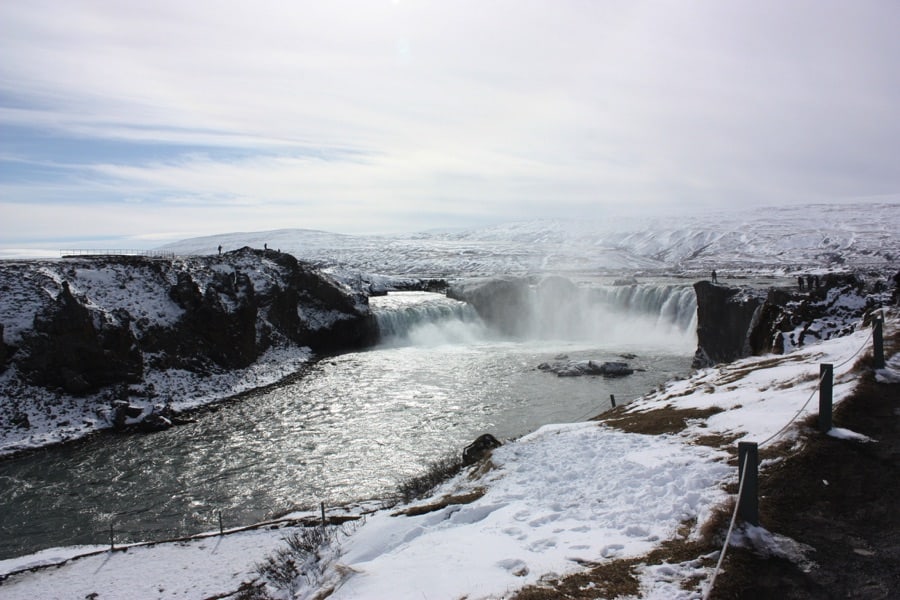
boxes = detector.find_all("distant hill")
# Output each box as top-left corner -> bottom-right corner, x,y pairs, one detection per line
159,203 -> 899,278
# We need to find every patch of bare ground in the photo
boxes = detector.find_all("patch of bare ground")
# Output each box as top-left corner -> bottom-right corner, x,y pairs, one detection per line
712,354 -> 810,386
596,405 -> 724,436
707,328 -> 900,599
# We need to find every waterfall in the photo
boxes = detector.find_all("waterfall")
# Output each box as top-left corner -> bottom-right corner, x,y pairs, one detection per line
589,284 -> 698,334
371,291 -> 487,346
519,281 -> 697,348
372,283 -> 696,351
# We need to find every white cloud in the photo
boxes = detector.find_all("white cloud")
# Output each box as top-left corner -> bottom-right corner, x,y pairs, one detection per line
1,0 -> 899,244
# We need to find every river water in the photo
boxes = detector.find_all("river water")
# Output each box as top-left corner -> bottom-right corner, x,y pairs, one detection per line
0,285 -> 697,560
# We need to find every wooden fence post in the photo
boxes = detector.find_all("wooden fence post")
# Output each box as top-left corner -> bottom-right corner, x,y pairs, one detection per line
218,510 -> 224,536
610,394 -> 616,408
109,522 -> 115,551
873,316 -> 885,370
819,364 -> 833,433
737,442 -> 759,526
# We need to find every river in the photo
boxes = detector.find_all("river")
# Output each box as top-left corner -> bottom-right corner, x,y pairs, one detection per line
0,284 -> 697,560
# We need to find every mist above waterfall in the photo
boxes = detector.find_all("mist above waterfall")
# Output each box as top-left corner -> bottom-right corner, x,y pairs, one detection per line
519,278 -> 697,352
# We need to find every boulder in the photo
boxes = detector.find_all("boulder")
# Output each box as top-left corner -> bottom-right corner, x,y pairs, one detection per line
462,433 -> 502,466
538,359 -> 635,377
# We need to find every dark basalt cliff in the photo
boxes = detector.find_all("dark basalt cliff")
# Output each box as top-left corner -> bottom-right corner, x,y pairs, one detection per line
693,273 -> 889,367
447,277 -> 532,336
692,282 -> 766,368
0,248 -> 378,396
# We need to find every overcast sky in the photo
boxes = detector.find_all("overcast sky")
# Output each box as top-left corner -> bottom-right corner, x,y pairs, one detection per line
1,0 -> 899,251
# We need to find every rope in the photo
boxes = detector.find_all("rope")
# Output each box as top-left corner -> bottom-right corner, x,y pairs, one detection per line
832,325 -> 874,370
758,319 -> 877,448
758,369 -> 827,448
705,314 -> 885,597
703,456 -> 750,600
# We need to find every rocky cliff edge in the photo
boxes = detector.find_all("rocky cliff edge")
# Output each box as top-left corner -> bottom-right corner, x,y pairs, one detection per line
0,249 -> 378,454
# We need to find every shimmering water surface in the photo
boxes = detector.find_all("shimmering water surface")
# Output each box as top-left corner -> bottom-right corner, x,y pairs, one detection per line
0,288 -> 696,559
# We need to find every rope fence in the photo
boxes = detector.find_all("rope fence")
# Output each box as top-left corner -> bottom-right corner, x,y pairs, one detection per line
59,249 -> 176,259
702,310 -> 887,599
0,501 -> 372,584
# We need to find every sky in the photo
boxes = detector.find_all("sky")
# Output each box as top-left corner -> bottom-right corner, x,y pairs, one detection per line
2,0 -> 899,252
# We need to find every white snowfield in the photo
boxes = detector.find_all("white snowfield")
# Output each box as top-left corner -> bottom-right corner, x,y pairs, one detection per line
2,315 -> 894,600
157,202 -> 900,277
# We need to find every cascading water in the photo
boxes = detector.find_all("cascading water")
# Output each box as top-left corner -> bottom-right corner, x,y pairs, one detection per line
589,283 -> 698,333
444,278 -> 698,351
372,292 -> 488,346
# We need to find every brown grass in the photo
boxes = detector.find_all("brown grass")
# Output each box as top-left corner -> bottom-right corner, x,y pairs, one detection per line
597,405 -> 724,436
392,488 -> 486,517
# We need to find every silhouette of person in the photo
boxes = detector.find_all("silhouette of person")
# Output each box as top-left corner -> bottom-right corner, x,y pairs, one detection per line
217,245 -> 222,255
711,270 -> 718,283
798,275 -> 804,291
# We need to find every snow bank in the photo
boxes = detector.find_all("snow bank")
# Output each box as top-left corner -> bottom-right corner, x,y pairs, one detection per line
328,423 -> 730,599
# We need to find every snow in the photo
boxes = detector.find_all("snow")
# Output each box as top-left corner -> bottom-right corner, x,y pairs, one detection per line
875,351 -> 900,384
0,343 -> 311,456
2,313 -> 893,599
827,427 -> 874,443
157,203 -> 900,278
327,424 -> 730,600
0,529 -> 288,600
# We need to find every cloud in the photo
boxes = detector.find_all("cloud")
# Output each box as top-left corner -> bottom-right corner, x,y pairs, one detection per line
1,0 -> 899,246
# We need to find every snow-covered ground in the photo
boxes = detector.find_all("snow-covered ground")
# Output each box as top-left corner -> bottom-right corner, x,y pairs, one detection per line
3,312 -> 894,600
157,202 -> 900,278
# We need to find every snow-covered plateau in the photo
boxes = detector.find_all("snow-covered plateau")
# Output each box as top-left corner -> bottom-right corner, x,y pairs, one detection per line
158,202 -> 900,278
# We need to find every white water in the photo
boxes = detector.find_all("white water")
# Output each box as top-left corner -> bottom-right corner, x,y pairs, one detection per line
0,283 -> 697,560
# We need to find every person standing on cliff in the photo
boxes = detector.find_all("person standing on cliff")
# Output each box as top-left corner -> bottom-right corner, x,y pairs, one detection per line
798,275 -> 805,291
711,270 -> 718,284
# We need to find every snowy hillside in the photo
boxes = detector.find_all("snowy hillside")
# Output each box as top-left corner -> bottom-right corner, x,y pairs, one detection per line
158,203 -> 900,277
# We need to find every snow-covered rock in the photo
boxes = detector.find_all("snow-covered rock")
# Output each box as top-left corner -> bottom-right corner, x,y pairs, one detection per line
0,248 -> 378,455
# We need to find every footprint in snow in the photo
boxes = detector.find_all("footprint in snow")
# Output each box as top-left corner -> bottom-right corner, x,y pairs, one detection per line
528,538 -> 557,552
601,544 -> 625,558
496,558 -> 529,577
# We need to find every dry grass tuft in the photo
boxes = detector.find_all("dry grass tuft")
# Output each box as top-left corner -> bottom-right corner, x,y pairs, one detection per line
393,488 -> 486,517
599,406 -> 724,436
